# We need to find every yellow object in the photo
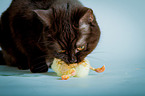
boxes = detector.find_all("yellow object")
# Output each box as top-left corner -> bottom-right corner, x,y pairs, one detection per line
51,58 -> 105,80
51,58 -> 90,77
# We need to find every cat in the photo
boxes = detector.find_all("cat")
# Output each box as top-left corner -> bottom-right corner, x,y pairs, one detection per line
0,0 -> 101,73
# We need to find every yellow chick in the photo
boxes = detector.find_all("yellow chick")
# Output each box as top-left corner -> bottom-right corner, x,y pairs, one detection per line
51,58 -> 105,80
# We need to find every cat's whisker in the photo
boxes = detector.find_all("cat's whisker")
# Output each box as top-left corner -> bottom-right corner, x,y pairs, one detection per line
37,34 -> 43,43
87,56 -> 104,61
90,51 -> 105,54
32,61 -> 47,67
39,41 -> 53,45
34,64 -> 47,70
39,40 -> 53,43
39,66 -> 48,72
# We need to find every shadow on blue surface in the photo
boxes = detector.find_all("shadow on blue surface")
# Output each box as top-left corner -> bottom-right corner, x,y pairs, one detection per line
0,65 -> 57,77
0,63 -> 145,96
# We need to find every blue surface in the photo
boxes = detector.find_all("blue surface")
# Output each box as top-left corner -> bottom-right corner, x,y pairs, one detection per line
0,0 -> 145,96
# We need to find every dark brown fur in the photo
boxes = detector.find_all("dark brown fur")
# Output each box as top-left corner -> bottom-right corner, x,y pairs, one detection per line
0,0 -> 100,73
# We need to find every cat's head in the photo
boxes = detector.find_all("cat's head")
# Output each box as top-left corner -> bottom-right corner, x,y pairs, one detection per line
34,7 -> 100,64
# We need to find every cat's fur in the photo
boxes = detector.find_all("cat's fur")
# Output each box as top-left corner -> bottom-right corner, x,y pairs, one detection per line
0,0 -> 100,73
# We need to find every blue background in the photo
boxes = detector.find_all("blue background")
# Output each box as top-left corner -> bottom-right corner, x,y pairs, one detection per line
0,0 -> 145,96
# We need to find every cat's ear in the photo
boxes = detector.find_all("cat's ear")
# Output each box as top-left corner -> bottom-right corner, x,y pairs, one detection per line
33,9 -> 52,26
79,8 -> 94,25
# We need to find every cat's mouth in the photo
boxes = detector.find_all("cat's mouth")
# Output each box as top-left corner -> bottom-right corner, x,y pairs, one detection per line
65,60 -> 78,65
55,58 -> 82,65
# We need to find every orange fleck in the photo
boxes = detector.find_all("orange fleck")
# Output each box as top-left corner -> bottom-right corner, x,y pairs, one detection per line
95,65 -> 105,73
61,75 -> 70,80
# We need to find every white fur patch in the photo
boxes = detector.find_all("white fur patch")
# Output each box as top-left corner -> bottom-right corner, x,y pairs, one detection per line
79,23 -> 89,33
77,23 -> 90,46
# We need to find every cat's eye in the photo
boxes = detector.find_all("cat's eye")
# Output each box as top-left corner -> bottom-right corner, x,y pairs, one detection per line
59,50 -> 66,53
77,46 -> 85,51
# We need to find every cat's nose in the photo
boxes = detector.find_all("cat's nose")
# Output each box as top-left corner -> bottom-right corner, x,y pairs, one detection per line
69,58 -> 77,64
74,59 -> 77,63
68,53 -> 77,64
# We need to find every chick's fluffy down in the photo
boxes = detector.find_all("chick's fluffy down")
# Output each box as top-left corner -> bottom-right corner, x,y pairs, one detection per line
51,58 -> 90,77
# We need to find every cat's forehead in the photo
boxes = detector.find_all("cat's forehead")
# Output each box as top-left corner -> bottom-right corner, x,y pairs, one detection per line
54,22 -> 90,50
53,24 -> 77,49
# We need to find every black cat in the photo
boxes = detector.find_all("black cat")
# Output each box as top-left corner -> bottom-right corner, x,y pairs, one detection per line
0,0 -> 100,73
